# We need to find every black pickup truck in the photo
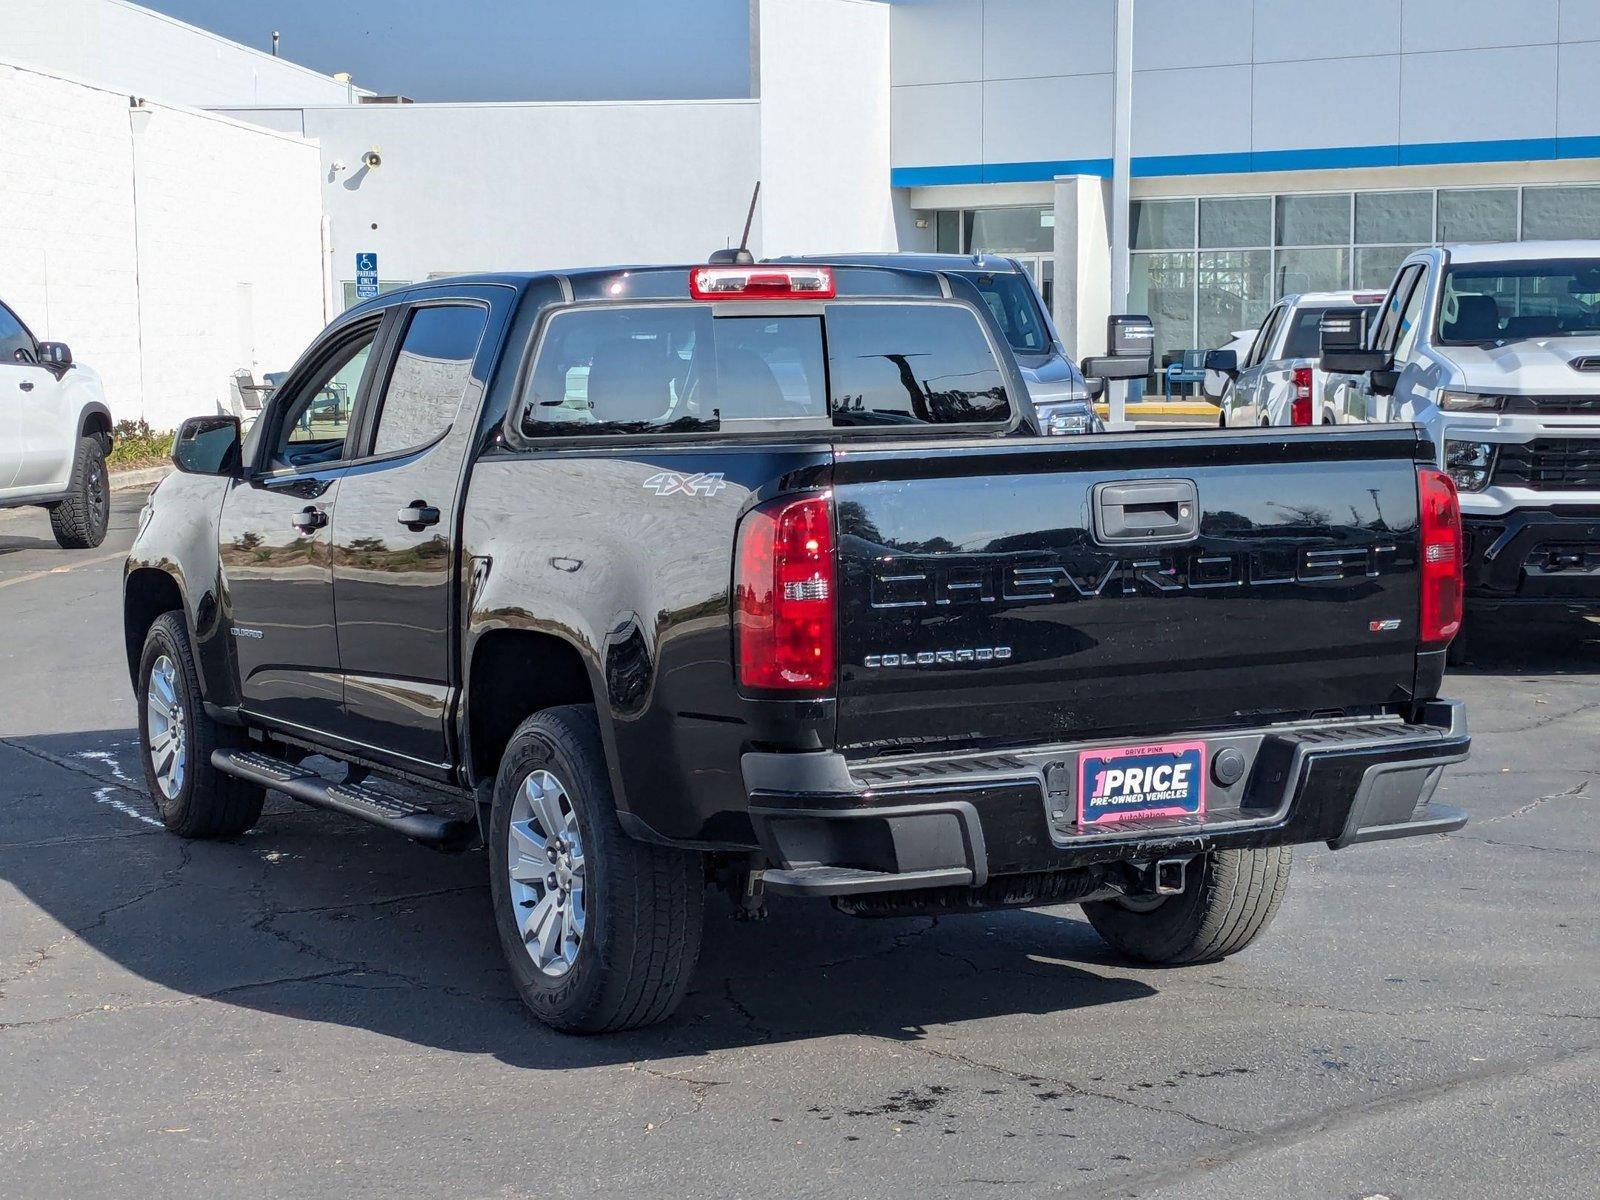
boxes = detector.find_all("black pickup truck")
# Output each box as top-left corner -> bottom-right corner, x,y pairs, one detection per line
125,262 -> 1470,1033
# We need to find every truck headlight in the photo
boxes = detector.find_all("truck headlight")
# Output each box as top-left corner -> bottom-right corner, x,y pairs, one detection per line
1440,390 -> 1505,412
1444,440 -> 1496,492
1036,402 -> 1090,436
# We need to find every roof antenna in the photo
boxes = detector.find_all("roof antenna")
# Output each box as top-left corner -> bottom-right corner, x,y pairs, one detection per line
708,181 -> 760,265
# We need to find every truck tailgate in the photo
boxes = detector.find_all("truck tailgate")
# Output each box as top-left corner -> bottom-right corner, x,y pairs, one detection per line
832,428 -> 1427,755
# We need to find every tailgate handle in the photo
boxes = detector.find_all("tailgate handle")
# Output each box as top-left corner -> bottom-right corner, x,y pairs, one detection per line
1093,480 -> 1199,544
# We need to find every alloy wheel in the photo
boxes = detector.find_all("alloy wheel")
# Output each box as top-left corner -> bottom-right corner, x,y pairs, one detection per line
146,655 -> 187,800
506,769 -> 587,977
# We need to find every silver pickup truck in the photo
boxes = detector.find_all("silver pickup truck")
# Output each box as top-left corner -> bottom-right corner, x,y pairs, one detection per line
1321,242 -> 1600,653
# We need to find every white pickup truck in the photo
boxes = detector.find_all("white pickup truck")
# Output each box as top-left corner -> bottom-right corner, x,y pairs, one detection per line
1321,242 -> 1600,649
0,296 -> 114,548
1214,290 -> 1384,427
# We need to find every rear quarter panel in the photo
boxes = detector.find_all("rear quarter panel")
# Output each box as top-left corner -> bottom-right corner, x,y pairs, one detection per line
461,442 -> 833,846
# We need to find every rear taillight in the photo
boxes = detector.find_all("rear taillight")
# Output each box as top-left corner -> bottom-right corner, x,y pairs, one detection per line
1291,367 -> 1314,426
735,494 -> 836,693
1418,467 -> 1464,648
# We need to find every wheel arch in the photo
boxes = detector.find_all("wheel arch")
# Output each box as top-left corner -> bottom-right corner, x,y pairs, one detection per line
79,402 -> 113,454
464,628 -> 599,789
124,566 -> 185,688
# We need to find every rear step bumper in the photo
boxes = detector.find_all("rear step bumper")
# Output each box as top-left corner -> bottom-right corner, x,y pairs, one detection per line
211,749 -> 477,850
746,700 -> 1469,897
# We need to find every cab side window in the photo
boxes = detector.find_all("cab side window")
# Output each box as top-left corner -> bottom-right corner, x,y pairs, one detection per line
1247,307 -> 1283,368
264,322 -> 379,471
0,303 -> 35,364
1373,265 -> 1423,355
368,304 -> 489,455
1391,268 -> 1431,362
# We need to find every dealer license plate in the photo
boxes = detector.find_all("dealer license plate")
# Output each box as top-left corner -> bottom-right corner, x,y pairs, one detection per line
1078,740 -> 1207,827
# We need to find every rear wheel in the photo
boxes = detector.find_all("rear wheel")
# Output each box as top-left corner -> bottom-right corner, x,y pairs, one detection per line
489,705 -> 704,1033
1083,847 -> 1292,964
50,435 -> 110,549
137,612 -> 264,838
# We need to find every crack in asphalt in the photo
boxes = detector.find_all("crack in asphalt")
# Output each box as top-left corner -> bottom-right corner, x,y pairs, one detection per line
1446,832 -> 1600,857
1196,977 -> 1598,1026
1478,780 -> 1590,824
902,1045 -> 1250,1135
1072,1044 -> 1600,1199
0,736 -> 146,798
0,843 -> 193,995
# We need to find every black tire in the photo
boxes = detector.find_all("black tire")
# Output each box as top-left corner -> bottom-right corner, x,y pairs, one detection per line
50,435 -> 111,549
1083,847 -> 1292,964
489,705 -> 704,1033
137,612 -> 264,838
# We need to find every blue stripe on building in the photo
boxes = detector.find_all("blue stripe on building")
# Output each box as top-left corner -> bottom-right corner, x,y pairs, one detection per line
890,136 -> 1600,188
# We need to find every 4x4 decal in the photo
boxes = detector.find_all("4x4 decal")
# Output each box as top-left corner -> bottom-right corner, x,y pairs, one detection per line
642,471 -> 728,498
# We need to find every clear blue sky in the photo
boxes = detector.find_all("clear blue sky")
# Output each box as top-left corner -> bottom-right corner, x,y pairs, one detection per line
138,0 -> 755,101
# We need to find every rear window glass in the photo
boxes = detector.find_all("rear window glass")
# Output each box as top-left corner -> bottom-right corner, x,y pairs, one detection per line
521,307 -> 826,435
957,271 -> 1049,353
827,304 -> 1010,426
519,301 -> 1010,436
1281,304 -> 1379,359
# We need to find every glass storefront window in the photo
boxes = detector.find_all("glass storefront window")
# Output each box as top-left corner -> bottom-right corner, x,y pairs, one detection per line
1438,189 -> 1518,243
1275,247 -> 1349,296
1355,245 -> 1420,291
968,207 -> 1053,254
1355,191 -> 1433,245
1200,197 -> 1271,249
1130,251 -> 1196,367
935,210 -> 961,254
1131,199 -> 1196,250
1276,194 -> 1351,247
1522,187 -> 1600,240
1197,250 -> 1272,348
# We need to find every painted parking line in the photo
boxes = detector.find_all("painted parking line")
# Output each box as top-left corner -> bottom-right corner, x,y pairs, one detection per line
0,550 -> 126,591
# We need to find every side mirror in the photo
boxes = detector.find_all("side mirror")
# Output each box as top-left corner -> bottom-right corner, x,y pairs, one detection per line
1370,368 -> 1401,397
1203,349 -> 1238,376
36,342 -> 72,372
172,415 -> 242,477
1318,307 -> 1389,374
1082,313 -> 1155,382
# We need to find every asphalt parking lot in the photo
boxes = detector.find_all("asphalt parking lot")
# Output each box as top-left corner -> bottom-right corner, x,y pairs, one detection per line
1,489 -> 1596,1200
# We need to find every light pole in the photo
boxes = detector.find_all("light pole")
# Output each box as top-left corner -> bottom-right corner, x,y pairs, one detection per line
1109,0 -> 1135,429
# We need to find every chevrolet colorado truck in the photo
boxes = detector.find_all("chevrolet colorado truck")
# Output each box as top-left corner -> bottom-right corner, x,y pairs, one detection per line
124,263 -> 1471,1033
1320,242 -> 1600,657
1,295 -> 114,547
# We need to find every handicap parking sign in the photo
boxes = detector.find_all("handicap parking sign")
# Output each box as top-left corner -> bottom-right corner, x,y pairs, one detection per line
355,252 -> 378,300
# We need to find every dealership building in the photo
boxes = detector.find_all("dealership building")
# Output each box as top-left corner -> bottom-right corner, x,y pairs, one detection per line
8,0 -> 1600,422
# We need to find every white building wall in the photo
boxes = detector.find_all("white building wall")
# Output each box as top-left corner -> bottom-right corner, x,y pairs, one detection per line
1,0 -> 365,109
756,0 -> 898,255
889,0 -> 1600,179
217,99 -> 765,294
0,61 -> 327,428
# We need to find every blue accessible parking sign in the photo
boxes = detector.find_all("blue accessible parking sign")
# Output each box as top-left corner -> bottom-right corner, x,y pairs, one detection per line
355,252 -> 378,300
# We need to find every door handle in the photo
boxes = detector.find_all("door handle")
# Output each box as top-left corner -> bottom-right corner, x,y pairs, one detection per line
18,380 -> 33,392
1093,479 -> 1199,545
291,506 -> 328,533
397,501 -> 441,530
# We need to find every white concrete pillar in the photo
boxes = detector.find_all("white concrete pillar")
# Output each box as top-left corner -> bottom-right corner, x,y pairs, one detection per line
1052,174 -> 1113,365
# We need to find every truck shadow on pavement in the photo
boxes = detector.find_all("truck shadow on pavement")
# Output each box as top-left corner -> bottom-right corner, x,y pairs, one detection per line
3,729 -> 1156,1070
1452,612 -> 1600,677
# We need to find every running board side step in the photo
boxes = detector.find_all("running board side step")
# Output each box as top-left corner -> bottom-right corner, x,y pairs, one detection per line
211,749 -> 477,851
